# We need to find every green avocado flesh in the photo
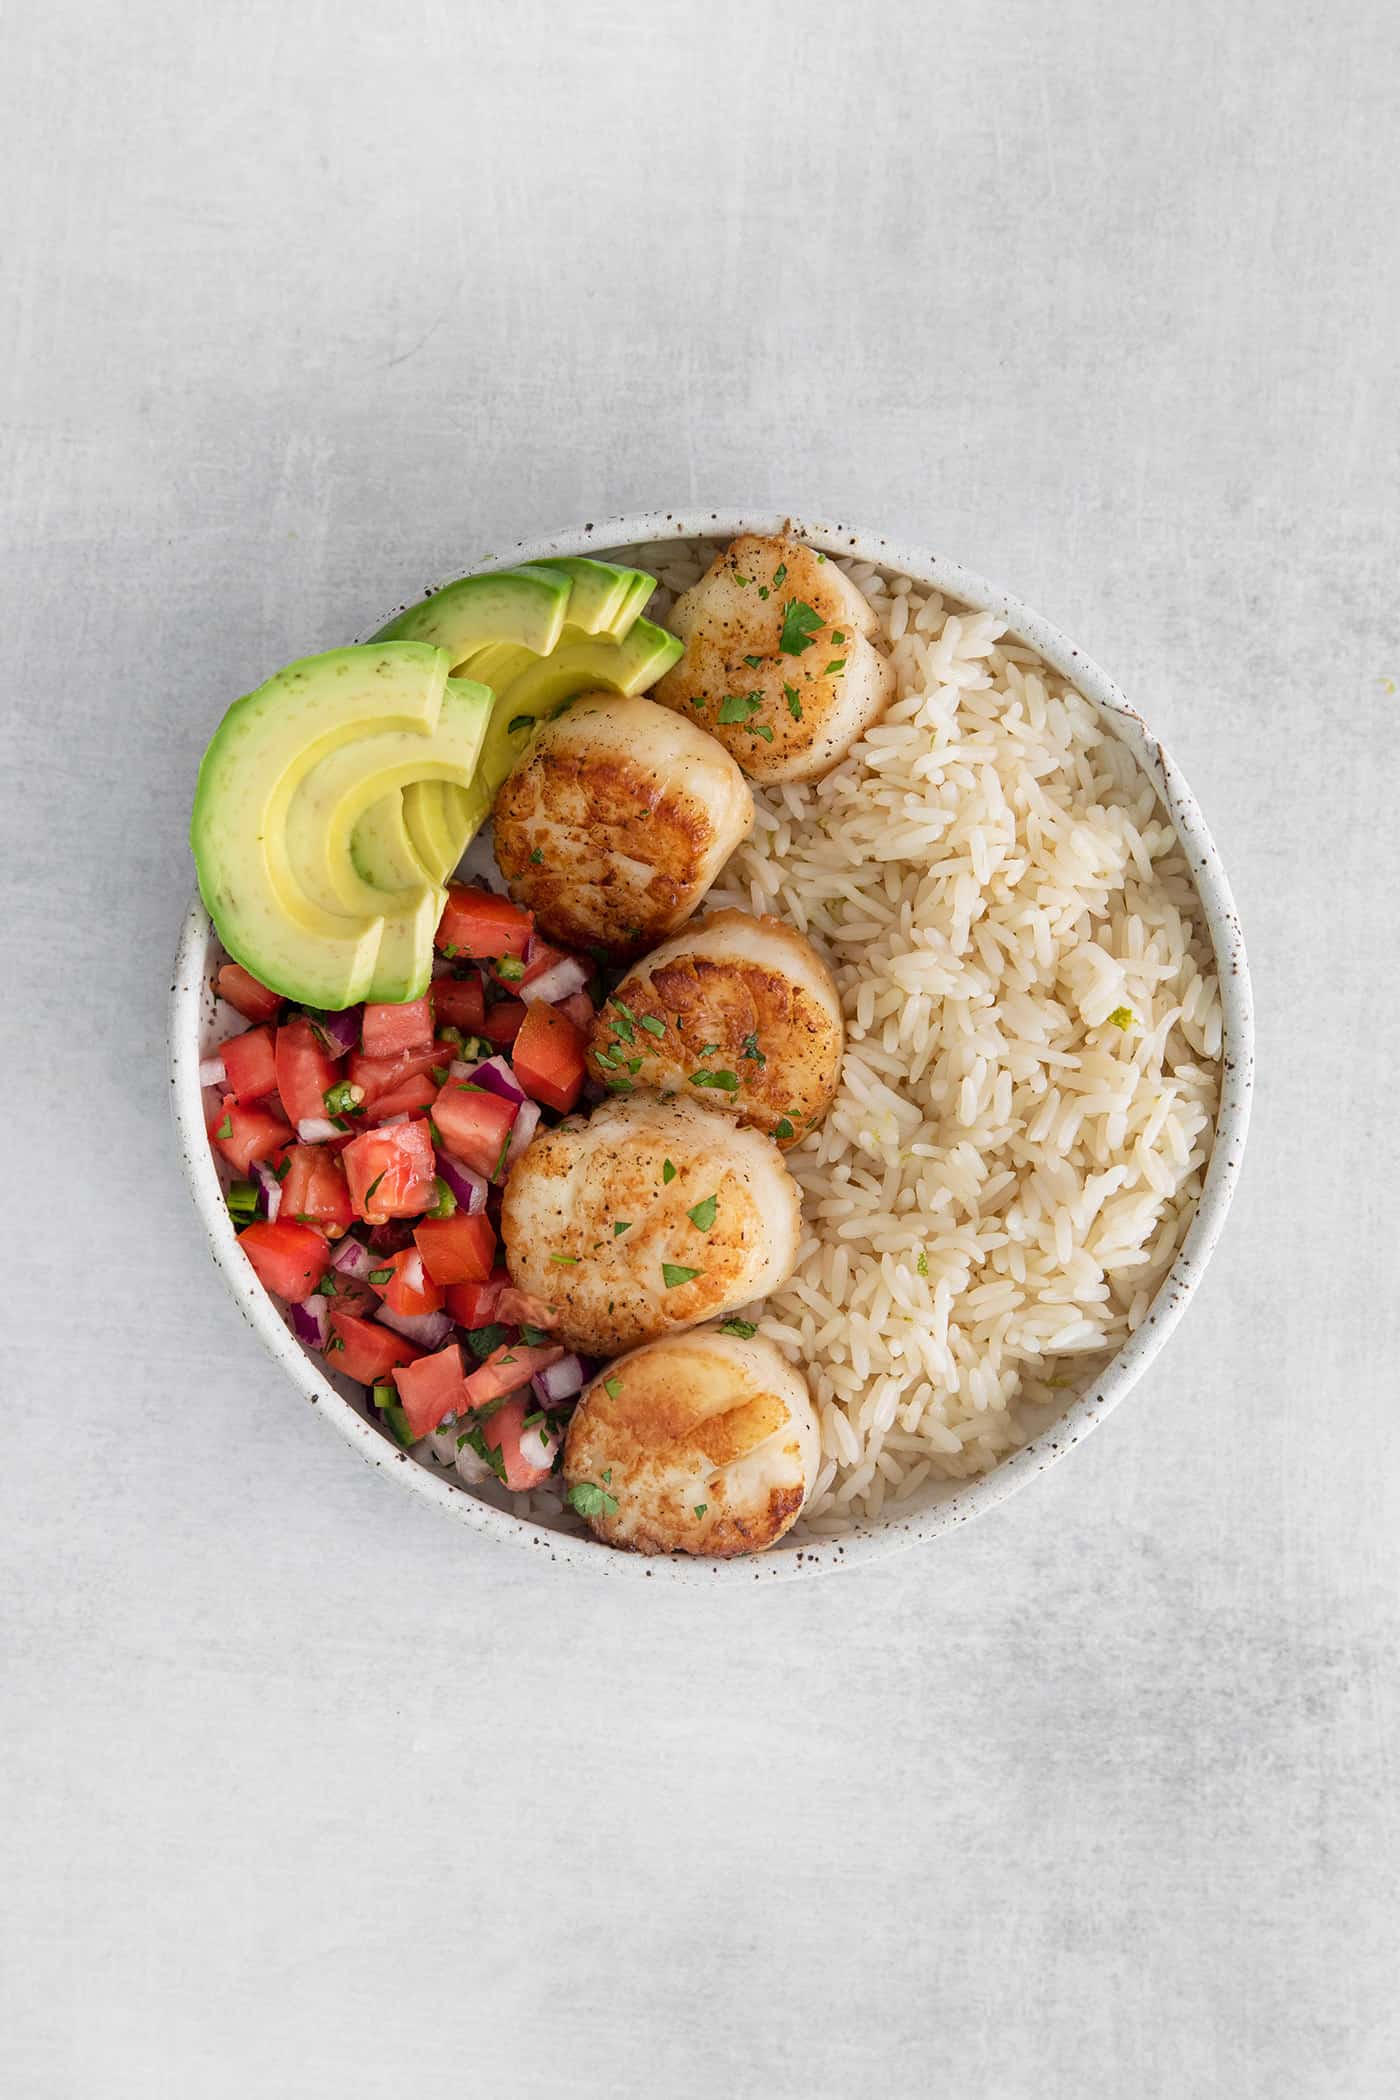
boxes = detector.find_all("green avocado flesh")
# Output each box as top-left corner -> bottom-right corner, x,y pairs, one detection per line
355,568 -> 680,895
190,643 -> 492,1008
189,564 -> 682,1011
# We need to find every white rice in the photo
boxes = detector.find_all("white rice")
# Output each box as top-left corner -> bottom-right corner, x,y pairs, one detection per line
422,539 -> 1222,1539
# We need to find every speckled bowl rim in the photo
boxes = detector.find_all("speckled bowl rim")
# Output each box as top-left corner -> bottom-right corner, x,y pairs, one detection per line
169,508 -> 1253,1583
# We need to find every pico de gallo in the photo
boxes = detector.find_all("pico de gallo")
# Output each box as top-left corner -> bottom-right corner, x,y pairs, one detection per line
204,882 -> 600,1492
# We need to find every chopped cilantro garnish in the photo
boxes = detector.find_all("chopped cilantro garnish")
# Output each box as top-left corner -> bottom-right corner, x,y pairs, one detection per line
773,562 -> 787,587
318,1271 -> 338,1296
325,1335 -> 344,1353
594,1046 -> 618,1069
662,1263 -> 702,1288
465,1322 -> 510,1361
717,691 -> 763,725
686,1193 -> 718,1231
740,1032 -> 765,1065
743,653 -> 765,669
662,1159 -> 677,1184
639,1014 -> 667,1039
529,847 -> 543,864
507,714 -> 534,735
549,1253 -> 580,1266
216,1112 -> 233,1139
757,585 -> 769,599
625,1056 -> 642,1074
605,1076 -> 634,1093
773,1117 -> 795,1142
778,598 -> 823,654
610,997 -> 636,1021
601,1467 -> 612,1484
1107,1006 -> 1136,1031
364,1170 -> 386,1202
431,1065 -> 449,1085
750,722 -> 774,742
442,943 -> 457,959
694,1504 -> 708,1519
719,1319 -> 757,1339
604,1376 -> 622,1400
733,572 -> 751,586
698,1043 -> 719,1057
519,1323 -> 550,1346
612,1220 -> 632,1236
491,1128 -> 513,1181
784,683 -> 802,720
823,658 -> 847,676
689,1069 -> 740,1093
367,1266 -> 395,1286
272,1157 -> 290,1180
567,1479 -> 619,1518
427,1176 -> 457,1218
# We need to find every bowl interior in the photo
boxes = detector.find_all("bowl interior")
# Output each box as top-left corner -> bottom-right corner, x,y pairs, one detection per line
170,512 -> 1253,1581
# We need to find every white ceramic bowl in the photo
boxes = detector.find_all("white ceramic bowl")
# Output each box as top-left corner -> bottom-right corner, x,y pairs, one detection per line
170,510 -> 1253,1582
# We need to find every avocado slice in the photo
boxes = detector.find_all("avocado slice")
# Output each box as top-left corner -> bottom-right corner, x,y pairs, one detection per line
191,643 -> 486,1009
530,556 -> 655,637
370,564 -> 571,663
284,678 -> 494,1001
446,615 -> 686,855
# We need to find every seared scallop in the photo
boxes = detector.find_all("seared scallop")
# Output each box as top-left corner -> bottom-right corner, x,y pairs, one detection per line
588,909 -> 844,1147
564,1329 -> 819,1557
492,692 -> 753,962
653,534 -> 895,783
500,1095 -> 801,1357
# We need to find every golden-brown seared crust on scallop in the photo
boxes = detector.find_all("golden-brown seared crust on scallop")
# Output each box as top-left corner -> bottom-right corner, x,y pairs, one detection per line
492,692 -> 753,962
499,1095 -> 801,1358
563,1329 -> 819,1556
652,535 -> 894,784
588,909 -> 844,1147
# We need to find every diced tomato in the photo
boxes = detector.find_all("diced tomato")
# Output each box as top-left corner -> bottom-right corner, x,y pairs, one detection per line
361,996 -> 434,1060
217,1024 -> 278,1102
433,1079 -> 518,1178
326,1278 -> 376,1319
496,1285 -> 558,1331
511,1001 -> 587,1113
436,885 -> 533,962
483,1393 -> 554,1491
413,1210 -> 496,1286
557,990 -> 596,1036
209,1096 -> 292,1172
444,1269 -> 508,1328
462,1341 -> 564,1410
365,1071 -> 438,1123
216,963 -> 282,1024
349,1040 -> 454,1109
392,1343 -> 467,1440
479,998 -> 527,1050
326,1310 -> 421,1385
343,1118 -> 437,1224
237,1218 -> 329,1303
367,1246 -> 444,1318
275,1016 -> 342,1128
278,1142 -> 354,1237
432,975 -> 486,1034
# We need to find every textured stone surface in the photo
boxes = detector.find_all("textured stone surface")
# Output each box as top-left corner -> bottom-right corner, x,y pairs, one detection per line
3,2 -> 1397,2093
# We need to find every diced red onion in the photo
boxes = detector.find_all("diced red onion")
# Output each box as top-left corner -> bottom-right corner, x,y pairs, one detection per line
331,1236 -> 374,1280
307,1006 -> 362,1055
377,1304 -> 454,1349
401,1250 -> 428,1297
524,956 -> 590,1005
377,1111 -> 411,1129
531,1352 -> 586,1403
504,1099 -> 541,1169
435,1152 -> 489,1214
254,1161 -> 282,1221
291,1294 -> 330,1349
199,1055 -> 227,1088
463,1054 -> 528,1104
518,1421 -> 559,1473
297,1116 -> 339,1143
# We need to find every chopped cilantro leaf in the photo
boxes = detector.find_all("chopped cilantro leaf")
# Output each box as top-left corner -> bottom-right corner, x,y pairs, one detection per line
773,1116 -> 795,1142
605,1076 -> 634,1093
604,1376 -> 622,1400
662,1264 -> 702,1288
364,1170 -> 386,1202
662,1159 -> 677,1184
694,1504 -> 708,1519
740,1032 -> 765,1065
519,1323 -> 549,1346
717,691 -> 764,725
507,714 -> 534,735
549,1253 -> 580,1266
431,1065 -> 449,1085
465,1322 -> 510,1361
778,598 -> 823,654
785,683 -> 802,720
530,847 -> 543,864
272,1157 -> 290,1180
639,1014 -> 667,1038
743,653 -> 765,668
690,1069 -> 740,1093
216,1113 -> 233,1139
568,1479 -> 619,1518
687,1193 -> 718,1231
773,562 -> 787,587
613,1220 -> 632,1236
367,1267 -> 395,1286
750,722 -> 774,742
719,1319 -> 757,1339
823,658 -> 847,676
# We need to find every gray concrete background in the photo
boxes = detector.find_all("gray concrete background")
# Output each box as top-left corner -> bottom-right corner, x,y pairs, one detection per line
3,1 -> 1398,2093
